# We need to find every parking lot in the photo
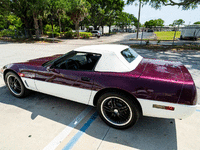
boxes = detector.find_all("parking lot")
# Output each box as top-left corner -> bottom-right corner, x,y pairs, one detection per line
0,34 -> 200,150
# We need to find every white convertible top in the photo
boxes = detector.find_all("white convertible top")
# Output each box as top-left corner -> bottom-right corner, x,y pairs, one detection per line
74,44 -> 143,72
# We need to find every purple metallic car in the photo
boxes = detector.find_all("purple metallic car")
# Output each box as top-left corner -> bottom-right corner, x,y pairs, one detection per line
0,44 -> 197,129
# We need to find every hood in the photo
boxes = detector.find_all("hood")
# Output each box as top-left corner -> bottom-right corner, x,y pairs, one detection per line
140,58 -> 184,83
17,54 -> 63,66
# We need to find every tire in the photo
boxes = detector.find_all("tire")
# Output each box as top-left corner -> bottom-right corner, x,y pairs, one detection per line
5,72 -> 29,98
97,92 -> 141,129
180,35 -> 183,40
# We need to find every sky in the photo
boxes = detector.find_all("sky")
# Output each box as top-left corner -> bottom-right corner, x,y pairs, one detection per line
123,2 -> 200,26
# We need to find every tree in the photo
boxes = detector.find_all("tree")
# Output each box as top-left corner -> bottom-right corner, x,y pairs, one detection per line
86,0 -> 124,32
127,0 -> 199,38
144,18 -> 164,31
85,1 -> 105,30
194,21 -> 200,24
0,14 -> 7,30
0,0 -> 10,16
144,19 -> 157,28
127,0 -> 200,10
7,14 -> 23,30
5,0 -> 33,37
46,0 -> 70,35
173,19 -> 185,30
105,11 -> 119,33
128,14 -> 139,28
115,12 -> 131,31
164,0 -> 200,9
156,18 -> 164,27
29,0 -> 48,39
69,0 -> 90,38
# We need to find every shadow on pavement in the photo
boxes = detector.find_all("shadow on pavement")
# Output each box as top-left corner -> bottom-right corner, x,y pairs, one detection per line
0,41 -> 10,44
98,117 -> 177,150
0,84 -> 177,150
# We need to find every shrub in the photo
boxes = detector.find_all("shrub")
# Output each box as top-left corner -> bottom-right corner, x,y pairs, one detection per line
44,24 -> 59,34
79,32 -> 92,39
64,31 -> 74,38
0,29 -> 15,37
65,27 -> 72,32
47,31 -> 60,38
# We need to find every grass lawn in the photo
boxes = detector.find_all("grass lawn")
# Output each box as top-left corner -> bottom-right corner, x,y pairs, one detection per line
130,44 -> 200,51
155,31 -> 181,40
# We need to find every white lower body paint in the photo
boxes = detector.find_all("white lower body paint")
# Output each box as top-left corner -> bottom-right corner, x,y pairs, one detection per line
43,106 -> 92,150
138,98 -> 197,119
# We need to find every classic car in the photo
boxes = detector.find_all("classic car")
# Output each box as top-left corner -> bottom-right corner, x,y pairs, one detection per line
0,44 -> 197,129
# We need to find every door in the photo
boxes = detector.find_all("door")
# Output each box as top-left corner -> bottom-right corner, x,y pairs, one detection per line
34,51 -> 101,105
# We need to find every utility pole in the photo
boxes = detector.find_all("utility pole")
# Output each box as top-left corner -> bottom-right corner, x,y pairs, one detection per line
136,0 -> 141,39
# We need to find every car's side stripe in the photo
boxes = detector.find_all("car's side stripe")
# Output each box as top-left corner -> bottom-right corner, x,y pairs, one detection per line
21,77 -> 97,106
43,106 -> 92,150
196,109 -> 200,112
62,111 -> 98,150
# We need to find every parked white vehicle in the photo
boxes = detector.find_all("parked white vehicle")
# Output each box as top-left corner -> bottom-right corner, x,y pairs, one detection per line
91,30 -> 101,38
180,25 -> 200,40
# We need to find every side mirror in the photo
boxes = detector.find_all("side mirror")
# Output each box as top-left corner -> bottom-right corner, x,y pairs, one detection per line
46,66 -> 51,72
46,66 -> 60,74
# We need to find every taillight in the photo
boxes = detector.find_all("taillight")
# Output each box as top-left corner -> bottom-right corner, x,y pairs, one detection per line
153,104 -> 175,111
0,68 -> 3,74
18,73 -> 25,77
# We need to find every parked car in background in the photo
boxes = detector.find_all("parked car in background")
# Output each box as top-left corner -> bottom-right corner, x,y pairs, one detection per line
180,25 -> 200,40
0,44 -> 197,129
91,30 -> 101,38
147,29 -> 154,32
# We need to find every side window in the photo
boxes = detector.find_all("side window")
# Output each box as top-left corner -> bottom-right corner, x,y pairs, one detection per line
55,52 -> 101,71
121,48 -> 138,63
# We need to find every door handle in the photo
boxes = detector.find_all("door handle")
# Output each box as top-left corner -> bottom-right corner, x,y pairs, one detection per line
81,77 -> 91,82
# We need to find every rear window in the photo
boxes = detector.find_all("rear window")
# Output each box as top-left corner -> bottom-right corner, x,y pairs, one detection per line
121,48 -> 138,63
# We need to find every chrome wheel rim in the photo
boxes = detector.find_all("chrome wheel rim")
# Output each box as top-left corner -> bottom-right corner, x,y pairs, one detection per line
101,96 -> 132,126
7,75 -> 22,96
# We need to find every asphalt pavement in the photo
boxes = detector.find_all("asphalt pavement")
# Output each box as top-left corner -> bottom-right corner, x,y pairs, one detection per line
0,33 -> 200,150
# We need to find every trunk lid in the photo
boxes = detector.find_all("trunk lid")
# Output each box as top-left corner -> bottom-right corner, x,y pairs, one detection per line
140,58 -> 184,83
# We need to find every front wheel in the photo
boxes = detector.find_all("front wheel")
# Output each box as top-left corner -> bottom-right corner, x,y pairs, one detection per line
97,92 -> 141,129
5,72 -> 29,98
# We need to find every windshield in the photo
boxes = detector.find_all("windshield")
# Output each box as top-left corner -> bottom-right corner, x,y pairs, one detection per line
42,51 -> 76,67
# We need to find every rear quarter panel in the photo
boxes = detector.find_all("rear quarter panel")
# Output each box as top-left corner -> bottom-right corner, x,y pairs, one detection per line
92,72 -> 183,104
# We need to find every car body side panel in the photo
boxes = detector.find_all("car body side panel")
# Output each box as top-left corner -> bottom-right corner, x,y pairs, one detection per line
92,72 -> 182,103
33,66 -> 95,105
92,58 -> 184,104
178,65 -> 197,105
2,64 -> 38,91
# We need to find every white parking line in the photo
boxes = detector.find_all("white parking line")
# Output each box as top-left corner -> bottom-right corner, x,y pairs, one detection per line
43,106 -> 92,150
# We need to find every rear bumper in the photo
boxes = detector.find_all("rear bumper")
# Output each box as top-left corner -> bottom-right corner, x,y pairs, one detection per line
138,98 -> 197,119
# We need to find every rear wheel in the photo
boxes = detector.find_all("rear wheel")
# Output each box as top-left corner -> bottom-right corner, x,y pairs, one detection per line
97,92 -> 141,129
5,72 -> 29,98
